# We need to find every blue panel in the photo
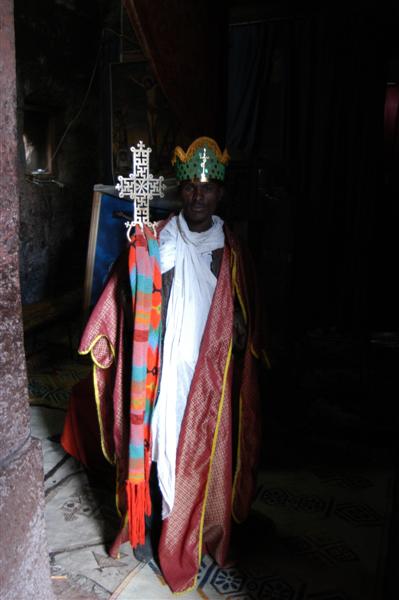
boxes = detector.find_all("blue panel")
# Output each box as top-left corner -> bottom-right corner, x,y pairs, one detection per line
90,194 -> 133,306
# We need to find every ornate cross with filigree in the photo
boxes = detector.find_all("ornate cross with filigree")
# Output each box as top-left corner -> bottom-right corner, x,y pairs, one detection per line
115,141 -> 165,235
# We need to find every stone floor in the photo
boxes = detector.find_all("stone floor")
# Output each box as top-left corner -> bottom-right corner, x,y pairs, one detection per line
27,327 -> 398,599
30,399 -> 395,600
29,403 -> 138,599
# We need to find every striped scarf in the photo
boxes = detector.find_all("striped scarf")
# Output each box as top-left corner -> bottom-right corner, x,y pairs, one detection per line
126,226 -> 162,548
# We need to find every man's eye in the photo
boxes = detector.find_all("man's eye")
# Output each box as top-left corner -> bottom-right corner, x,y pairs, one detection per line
183,184 -> 194,193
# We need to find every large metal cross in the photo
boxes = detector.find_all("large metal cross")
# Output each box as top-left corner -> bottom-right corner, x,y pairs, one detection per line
115,140 -> 165,229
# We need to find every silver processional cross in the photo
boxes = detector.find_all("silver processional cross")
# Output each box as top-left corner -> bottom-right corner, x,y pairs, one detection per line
115,140 -> 165,237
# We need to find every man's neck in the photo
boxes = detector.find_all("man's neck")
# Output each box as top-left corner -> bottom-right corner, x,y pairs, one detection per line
183,215 -> 214,233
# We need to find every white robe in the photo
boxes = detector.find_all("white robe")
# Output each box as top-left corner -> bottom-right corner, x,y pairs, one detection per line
151,212 -> 225,518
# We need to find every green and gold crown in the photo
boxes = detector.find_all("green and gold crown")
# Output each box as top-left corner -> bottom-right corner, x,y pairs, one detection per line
172,136 -> 230,182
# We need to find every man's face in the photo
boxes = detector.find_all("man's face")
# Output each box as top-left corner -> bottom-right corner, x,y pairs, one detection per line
180,181 -> 222,232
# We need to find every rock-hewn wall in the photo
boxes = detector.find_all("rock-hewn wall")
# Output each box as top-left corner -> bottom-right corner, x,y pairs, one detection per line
15,0 -> 103,303
0,1 -> 55,598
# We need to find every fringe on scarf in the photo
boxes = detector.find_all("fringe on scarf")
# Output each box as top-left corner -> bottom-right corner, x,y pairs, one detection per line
126,447 -> 152,547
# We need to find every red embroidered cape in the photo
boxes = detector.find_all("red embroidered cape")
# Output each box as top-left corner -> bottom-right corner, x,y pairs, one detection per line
61,223 -> 262,593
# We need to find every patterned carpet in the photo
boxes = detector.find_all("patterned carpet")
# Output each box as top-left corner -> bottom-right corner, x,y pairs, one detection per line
26,338 -> 392,600
27,347 -> 90,410
111,465 -> 392,600
30,403 -> 392,600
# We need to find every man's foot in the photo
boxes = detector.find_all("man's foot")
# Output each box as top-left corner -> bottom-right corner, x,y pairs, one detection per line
133,533 -> 153,563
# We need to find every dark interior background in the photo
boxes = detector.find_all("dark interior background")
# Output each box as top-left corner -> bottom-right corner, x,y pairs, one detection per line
14,0 -> 399,594
14,0 -> 399,523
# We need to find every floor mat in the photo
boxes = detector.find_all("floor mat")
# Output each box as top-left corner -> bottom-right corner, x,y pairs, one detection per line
28,349 -> 90,410
111,465 -> 393,600
30,404 -> 393,600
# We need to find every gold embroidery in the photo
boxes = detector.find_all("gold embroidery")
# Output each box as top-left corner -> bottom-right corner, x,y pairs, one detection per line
92,365 -> 114,465
231,249 -> 248,325
192,339 -> 233,592
79,335 -> 116,465
172,136 -> 230,166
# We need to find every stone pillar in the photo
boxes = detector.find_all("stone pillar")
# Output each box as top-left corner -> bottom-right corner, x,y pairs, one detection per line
0,2 -> 54,599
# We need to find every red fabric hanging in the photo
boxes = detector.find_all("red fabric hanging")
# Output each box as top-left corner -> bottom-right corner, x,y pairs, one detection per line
123,0 -> 228,141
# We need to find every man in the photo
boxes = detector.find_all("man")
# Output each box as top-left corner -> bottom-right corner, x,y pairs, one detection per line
61,137 -> 262,594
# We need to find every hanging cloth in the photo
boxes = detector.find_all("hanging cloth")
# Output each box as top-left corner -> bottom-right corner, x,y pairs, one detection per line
126,226 -> 162,547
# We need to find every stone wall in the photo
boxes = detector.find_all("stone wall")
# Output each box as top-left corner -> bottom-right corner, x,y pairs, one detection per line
0,1 -> 55,598
15,0 -> 104,303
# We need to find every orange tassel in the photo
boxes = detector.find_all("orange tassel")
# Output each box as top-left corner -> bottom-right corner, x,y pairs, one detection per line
126,481 -> 146,548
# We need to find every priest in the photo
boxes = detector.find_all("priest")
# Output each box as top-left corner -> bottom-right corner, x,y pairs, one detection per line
61,136 -> 263,594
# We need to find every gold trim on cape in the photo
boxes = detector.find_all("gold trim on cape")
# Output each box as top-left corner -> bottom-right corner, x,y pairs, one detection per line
182,338 -> 233,593
79,334 -> 115,465
231,248 -> 248,325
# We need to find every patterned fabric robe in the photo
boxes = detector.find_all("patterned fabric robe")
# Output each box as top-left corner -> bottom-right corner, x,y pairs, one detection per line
61,221 -> 262,593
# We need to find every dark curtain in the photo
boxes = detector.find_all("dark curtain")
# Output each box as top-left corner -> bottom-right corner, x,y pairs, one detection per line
228,12 -> 386,334
123,0 -> 228,142
286,14 -> 385,334
99,30 -> 120,184
227,24 -> 275,154
384,83 -> 399,184
371,83 -> 399,327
